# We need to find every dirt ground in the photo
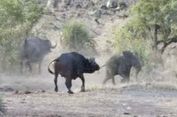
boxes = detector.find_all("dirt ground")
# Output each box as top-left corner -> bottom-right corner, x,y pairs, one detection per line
1,70 -> 177,117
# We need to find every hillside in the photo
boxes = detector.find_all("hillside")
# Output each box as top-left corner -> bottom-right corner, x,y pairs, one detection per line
32,0 -> 136,55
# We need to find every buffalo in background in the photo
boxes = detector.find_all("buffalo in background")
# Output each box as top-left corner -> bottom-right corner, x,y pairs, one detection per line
48,52 -> 100,94
103,51 -> 141,85
20,37 -> 56,73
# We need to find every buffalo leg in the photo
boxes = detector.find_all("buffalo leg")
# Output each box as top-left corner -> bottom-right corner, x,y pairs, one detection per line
79,75 -> 85,92
103,71 -> 113,84
20,61 -> 23,73
112,77 -> 116,85
121,75 -> 130,83
26,61 -> 32,72
103,77 -> 110,84
54,72 -> 59,92
135,69 -> 140,81
38,61 -> 42,74
65,79 -> 73,94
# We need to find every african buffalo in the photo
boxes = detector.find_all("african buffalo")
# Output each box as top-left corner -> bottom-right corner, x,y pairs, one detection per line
20,37 -> 56,73
103,51 -> 141,85
48,52 -> 100,94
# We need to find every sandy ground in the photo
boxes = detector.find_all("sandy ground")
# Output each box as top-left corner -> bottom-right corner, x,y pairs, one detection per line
0,70 -> 177,117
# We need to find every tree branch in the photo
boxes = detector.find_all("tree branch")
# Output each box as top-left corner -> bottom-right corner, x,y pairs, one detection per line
159,36 -> 177,53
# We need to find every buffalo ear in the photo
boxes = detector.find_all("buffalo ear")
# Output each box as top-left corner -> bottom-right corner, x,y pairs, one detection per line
123,51 -> 133,58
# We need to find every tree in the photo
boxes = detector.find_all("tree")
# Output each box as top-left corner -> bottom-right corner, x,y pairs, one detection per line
0,0 -> 43,71
0,98 -> 5,116
117,0 -> 177,54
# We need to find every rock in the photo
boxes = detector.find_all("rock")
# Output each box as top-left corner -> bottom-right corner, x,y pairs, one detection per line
76,4 -> 82,9
41,90 -> 46,93
14,90 -> 19,94
53,0 -> 61,8
127,106 -> 132,110
106,0 -> 111,8
85,1 -> 95,9
95,19 -> 100,25
123,112 -> 131,115
0,112 -> 5,117
119,1 -> 127,10
94,9 -> 102,18
106,0 -> 118,9
0,86 -> 14,92
111,1 -> 118,8
24,91 -> 32,94
64,0 -> 71,6
100,5 -> 108,10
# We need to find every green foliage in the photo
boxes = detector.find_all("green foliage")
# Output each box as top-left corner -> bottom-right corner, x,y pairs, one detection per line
114,0 -> 177,65
0,0 -> 43,71
130,0 -> 177,47
62,20 -> 96,54
114,24 -> 151,65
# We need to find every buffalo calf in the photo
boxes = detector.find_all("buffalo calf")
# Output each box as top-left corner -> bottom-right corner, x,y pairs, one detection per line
103,51 -> 141,85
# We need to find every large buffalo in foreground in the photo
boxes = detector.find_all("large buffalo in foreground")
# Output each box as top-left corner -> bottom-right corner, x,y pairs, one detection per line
103,51 -> 141,85
48,52 -> 100,94
20,37 -> 56,73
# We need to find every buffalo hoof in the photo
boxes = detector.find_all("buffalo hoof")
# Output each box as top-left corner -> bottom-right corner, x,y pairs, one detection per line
121,78 -> 129,83
80,88 -> 85,92
80,90 -> 85,92
68,90 -> 74,94
55,88 -> 58,92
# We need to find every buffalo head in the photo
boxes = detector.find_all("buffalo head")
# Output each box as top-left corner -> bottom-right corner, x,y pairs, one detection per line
123,51 -> 142,77
43,39 -> 57,53
84,58 -> 100,73
20,37 -> 57,73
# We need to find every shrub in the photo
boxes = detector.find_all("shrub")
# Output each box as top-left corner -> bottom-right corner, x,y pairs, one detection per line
113,0 -> 177,69
114,22 -> 152,66
62,20 -> 96,55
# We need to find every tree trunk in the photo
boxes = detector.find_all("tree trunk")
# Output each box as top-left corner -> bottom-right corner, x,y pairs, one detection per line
153,24 -> 158,50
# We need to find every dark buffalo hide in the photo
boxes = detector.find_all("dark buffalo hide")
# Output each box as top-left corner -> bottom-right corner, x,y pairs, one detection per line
20,37 -> 56,73
103,51 -> 141,84
48,52 -> 100,94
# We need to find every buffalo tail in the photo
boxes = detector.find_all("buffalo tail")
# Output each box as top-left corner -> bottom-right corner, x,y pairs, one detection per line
48,59 -> 56,74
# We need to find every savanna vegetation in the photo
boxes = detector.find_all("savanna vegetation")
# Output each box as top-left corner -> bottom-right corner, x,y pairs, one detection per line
114,0 -> 177,66
61,20 -> 96,55
0,0 -> 43,71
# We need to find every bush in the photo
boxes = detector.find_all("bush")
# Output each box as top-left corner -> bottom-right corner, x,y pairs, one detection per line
114,21 -> 152,66
62,20 -> 96,55
0,0 -> 43,71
